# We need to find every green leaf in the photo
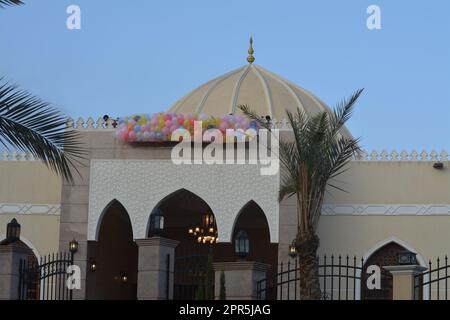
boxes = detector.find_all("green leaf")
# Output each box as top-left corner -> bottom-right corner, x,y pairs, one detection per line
240,89 -> 363,234
0,0 -> 23,8
0,78 -> 86,184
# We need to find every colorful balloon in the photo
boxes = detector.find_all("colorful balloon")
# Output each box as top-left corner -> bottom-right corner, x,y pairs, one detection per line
116,112 -> 255,142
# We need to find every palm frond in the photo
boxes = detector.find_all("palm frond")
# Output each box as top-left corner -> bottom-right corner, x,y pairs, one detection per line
237,104 -> 271,130
0,79 -> 86,183
278,180 -> 296,202
240,88 -> 364,236
0,0 -> 23,8
329,88 -> 364,135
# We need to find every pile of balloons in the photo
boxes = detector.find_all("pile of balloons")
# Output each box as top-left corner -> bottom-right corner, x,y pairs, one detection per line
115,112 -> 258,142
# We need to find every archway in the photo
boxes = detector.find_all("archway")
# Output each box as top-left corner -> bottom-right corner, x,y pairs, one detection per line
148,192 -> 277,299
89,200 -> 138,300
221,201 -> 278,298
0,232 -> 40,299
361,239 -> 424,300
148,189 -> 219,300
228,201 -> 277,265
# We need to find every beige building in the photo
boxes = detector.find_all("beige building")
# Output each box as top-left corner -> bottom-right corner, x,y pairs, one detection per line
1,44 -> 449,300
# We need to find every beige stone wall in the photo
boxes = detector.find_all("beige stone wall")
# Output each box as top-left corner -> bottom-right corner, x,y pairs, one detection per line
278,160 -> 450,265
0,214 -> 60,258
0,159 -> 61,258
61,125 -> 450,299
0,160 -> 61,204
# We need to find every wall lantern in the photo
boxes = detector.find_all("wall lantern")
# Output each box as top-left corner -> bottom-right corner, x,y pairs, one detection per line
89,258 -> 97,272
149,208 -> 164,236
69,239 -> 79,254
121,273 -> 128,283
398,250 -> 417,265
234,230 -> 249,260
6,218 -> 21,243
288,240 -> 298,258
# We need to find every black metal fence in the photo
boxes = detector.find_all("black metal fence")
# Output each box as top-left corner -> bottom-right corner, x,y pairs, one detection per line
257,255 -> 392,300
173,253 -> 211,300
414,256 -> 450,300
18,252 -> 74,300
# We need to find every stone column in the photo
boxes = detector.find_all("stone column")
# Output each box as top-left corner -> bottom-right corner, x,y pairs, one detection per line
213,261 -> 271,300
135,237 -> 178,300
384,265 -> 427,300
0,244 -> 33,300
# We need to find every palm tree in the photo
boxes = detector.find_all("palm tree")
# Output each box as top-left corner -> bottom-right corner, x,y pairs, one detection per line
239,88 -> 363,299
0,79 -> 85,183
0,0 -> 23,7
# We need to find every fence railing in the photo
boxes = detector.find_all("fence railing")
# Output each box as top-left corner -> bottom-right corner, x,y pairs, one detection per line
18,252 -> 74,300
415,256 -> 450,300
257,255 -> 392,300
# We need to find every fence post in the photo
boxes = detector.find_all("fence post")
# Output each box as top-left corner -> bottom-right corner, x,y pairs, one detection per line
212,261 -> 270,300
0,243 -> 33,300
135,237 -> 178,300
384,265 -> 427,300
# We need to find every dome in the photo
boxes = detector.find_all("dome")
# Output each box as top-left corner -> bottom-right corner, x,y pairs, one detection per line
168,38 -> 351,136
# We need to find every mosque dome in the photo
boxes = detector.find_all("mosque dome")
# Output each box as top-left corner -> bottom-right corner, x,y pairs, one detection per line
168,38 -> 350,135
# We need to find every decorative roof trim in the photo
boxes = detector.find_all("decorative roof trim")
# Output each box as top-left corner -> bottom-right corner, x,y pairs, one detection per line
0,203 -> 60,215
322,204 -> 450,216
354,150 -> 448,161
1,151 -> 36,161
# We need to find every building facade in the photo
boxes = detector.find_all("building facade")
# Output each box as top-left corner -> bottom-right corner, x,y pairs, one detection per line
1,48 -> 449,300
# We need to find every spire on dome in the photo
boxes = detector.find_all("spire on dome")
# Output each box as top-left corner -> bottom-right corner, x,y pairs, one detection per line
247,37 -> 255,64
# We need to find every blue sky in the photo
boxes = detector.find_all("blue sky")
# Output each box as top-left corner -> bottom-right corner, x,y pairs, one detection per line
0,0 -> 449,151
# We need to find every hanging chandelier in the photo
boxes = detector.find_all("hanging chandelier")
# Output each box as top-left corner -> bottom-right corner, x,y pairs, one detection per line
188,211 -> 218,244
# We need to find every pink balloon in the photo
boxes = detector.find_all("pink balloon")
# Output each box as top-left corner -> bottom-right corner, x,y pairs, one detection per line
128,131 -> 137,141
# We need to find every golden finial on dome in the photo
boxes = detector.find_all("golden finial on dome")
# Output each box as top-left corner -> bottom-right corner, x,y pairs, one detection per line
247,37 -> 255,64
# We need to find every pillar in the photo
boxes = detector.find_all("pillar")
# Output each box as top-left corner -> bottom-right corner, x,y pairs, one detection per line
384,265 -> 427,300
0,244 -> 33,300
135,237 -> 178,300
213,261 -> 271,300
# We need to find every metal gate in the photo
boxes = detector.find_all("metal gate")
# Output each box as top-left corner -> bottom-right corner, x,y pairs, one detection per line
257,255 -> 393,300
173,253 -> 210,300
414,256 -> 449,300
19,252 -> 74,300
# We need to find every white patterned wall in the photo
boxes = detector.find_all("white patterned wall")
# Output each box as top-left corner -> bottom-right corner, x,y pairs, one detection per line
88,160 -> 280,242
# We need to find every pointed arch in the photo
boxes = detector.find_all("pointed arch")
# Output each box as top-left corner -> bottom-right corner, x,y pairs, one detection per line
93,198 -> 138,299
359,236 -> 428,300
0,233 -> 40,260
95,199 -> 133,241
230,200 -> 271,243
362,236 -> 426,267
146,188 -> 215,238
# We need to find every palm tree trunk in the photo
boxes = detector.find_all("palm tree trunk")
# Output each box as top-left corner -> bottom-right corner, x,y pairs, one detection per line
296,231 -> 321,300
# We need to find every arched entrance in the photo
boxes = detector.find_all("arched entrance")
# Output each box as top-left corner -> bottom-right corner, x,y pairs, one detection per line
89,200 -> 138,299
148,189 -> 217,300
232,201 -> 277,265
224,201 -> 278,299
361,241 -> 424,300
148,191 -> 277,300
